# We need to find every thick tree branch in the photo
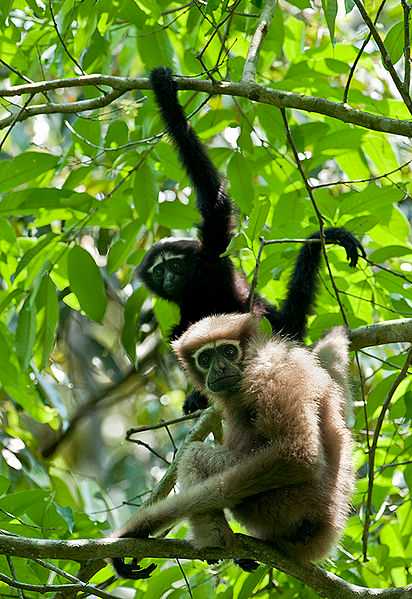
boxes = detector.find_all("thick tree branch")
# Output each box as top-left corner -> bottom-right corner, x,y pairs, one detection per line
1,75 -> 412,137
242,0 -> 276,81
350,319 -> 412,350
0,534 -> 411,599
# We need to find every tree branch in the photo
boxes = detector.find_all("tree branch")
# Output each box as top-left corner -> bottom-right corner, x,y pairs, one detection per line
242,0 -> 276,81
350,319 -> 412,350
1,75 -> 412,137
0,534 -> 411,599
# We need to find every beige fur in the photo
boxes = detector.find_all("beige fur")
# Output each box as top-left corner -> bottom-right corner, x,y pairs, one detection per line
114,314 -> 354,566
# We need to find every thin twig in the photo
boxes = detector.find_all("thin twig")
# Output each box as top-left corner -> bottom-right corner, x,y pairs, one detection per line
0,94 -> 34,151
127,411 -> 202,438
352,0 -> 412,114
361,346 -> 412,560
242,0 -> 276,81
126,438 -> 171,465
313,157 -> 412,188
343,0 -> 387,103
0,58 -> 32,83
49,0 -> 85,76
249,237 -> 266,310
280,108 -> 350,327
402,0 -> 411,91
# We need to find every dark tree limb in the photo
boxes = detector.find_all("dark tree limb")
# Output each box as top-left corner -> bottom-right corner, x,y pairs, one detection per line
1,76 -> 412,138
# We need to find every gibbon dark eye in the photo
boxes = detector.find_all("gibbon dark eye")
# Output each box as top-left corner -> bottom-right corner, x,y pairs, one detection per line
152,264 -> 164,281
168,259 -> 184,275
197,349 -> 213,369
222,344 -> 238,360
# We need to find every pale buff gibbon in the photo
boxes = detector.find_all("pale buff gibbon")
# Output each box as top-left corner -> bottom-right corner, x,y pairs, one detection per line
111,314 -> 354,578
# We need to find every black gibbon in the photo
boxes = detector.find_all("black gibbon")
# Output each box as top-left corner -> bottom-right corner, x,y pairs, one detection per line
139,67 -> 364,414
111,314 -> 354,578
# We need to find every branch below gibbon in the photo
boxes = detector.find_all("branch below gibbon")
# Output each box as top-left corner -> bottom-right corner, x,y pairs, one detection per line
0,533 -> 411,599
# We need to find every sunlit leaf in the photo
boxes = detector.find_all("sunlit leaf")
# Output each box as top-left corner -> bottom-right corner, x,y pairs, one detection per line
67,246 -> 107,322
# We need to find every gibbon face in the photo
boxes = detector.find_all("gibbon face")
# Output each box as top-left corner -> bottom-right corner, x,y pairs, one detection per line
192,339 -> 243,393
173,313 -> 258,391
138,238 -> 199,301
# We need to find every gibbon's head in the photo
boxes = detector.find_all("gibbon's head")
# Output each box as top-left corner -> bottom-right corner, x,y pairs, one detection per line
138,238 -> 200,301
172,313 -> 258,394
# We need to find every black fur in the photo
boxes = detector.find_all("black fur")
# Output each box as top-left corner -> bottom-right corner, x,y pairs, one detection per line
144,67 -> 365,413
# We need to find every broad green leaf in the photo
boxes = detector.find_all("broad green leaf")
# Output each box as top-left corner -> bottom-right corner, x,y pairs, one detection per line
247,197 -> 270,241
0,189 -> 96,216
134,163 -> 157,223
158,200 -> 198,229
137,27 -> 174,69
369,245 -> 412,262
36,275 -> 59,369
16,294 -> 37,370
15,233 -> 57,278
122,287 -> 146,363
105,121 -> 129,148
67,246 -> 107,322
227,153 -> 254,213
153,298 -> 180,337
0,218 -> 16,244
0,324 -> 57,424
384,22 -> 404,66
107,221 -> 141,273
0,153 -> 58,192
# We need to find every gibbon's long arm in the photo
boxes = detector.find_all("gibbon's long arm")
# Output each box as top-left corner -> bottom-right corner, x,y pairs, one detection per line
150,67 -> 232,256
278,227 -> 365,340
113,446 -> 320,540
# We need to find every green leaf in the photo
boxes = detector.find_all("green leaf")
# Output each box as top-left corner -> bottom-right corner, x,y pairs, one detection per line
384,22 -> 404,66
369,245 -> 412,262
247,197 -> 270,241
36,275 -> 59,369
158,200 -> 198,229
0,153 -> 59,192
16,294 -> 37,370
153,298 -> 180,337
134,163 -> 157,223
227,153 -> 254,213
15,233 -> 57,278
67,246 -> 107,322
321,0 -> 337,43
0,324 -> 57,424
107,221 -> 141,273
258,317 -> 272,337
122,287 -> 146,363
105,121 -> 129,148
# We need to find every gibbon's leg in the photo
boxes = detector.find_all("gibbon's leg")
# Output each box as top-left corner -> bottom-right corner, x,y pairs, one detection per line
178,442 -> 238,549
115,445 -> 319,541
278,228 -> 364,340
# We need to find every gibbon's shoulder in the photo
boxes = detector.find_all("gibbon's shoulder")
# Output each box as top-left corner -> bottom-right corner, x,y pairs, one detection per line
243,335 -> 331,401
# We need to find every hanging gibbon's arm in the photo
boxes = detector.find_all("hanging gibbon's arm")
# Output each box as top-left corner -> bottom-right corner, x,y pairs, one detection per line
278,227 -> 365,340
150,67 -> 233,256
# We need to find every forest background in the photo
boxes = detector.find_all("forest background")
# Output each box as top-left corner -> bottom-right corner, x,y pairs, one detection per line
0,0 -> 411,597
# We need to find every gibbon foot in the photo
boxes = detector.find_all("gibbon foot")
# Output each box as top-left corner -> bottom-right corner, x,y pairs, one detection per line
183,390 -> 209,414
234,558 -> 259,572
112,557 -> 157,580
